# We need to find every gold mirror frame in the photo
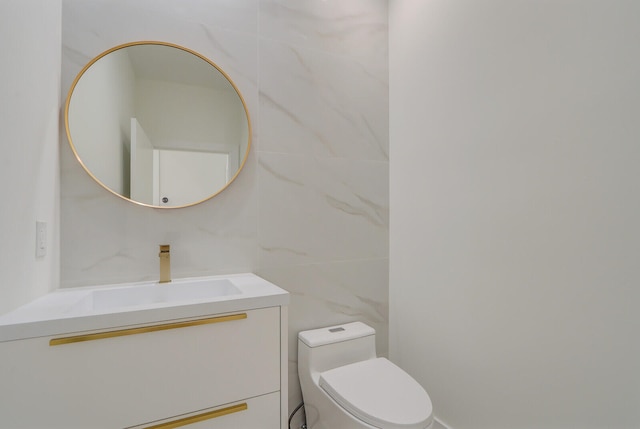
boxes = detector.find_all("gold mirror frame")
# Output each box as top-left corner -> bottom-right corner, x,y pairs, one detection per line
64,41 -> 252,209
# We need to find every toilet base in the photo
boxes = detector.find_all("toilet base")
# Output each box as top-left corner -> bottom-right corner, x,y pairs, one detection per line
303,387 -> 434,429
303,390 -> 379,429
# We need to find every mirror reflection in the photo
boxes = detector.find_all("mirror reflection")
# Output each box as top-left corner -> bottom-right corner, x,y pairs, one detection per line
65,41 -> 251,208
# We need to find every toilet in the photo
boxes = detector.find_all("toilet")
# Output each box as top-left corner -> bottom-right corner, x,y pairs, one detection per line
298,322 -> 433,429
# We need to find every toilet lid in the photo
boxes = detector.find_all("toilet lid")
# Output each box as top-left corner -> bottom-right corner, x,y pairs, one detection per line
319,358 -> 433,429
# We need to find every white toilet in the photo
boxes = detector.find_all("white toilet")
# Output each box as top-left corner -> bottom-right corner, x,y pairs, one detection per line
298,322 -> 434,429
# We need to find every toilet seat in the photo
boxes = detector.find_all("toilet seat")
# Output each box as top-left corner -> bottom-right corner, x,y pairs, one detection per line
319,358 -> 433,429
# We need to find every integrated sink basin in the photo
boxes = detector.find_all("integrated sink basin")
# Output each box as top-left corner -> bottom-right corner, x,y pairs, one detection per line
0,273 -> 289,342
71,278 -> 241,312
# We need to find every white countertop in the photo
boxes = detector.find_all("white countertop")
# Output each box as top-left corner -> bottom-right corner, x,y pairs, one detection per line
0,273 -> 289,342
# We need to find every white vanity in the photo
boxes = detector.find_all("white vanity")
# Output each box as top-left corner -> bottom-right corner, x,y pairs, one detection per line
0,273 -> 289,429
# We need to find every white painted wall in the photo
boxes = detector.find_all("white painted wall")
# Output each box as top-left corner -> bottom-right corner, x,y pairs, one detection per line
68,48 -> 135,195
389,1 -> 640,428
135,79 -> 243,152
0,0 -> 61,315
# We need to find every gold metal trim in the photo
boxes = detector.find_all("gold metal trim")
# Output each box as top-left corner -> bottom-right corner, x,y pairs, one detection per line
49,313 -> 247,346
144,403 -> 248,429
63,40 -> 252,209
158,244 -> 171,283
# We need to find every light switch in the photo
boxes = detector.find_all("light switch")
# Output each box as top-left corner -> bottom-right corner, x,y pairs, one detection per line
36,221 -> 46,257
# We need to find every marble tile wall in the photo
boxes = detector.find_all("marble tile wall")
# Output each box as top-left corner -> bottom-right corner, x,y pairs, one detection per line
61,0 -> 388,420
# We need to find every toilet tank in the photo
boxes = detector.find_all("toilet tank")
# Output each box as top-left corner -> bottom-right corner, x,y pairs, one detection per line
298,322 -> 377,375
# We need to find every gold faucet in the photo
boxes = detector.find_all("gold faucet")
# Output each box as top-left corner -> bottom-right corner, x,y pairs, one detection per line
159,244 -> 171,283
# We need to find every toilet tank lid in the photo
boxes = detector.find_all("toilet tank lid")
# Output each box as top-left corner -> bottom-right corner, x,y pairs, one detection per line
298,322 -> 375,347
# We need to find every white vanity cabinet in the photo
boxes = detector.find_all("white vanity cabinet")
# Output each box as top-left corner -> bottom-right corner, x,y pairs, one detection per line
0,305 -> 288,429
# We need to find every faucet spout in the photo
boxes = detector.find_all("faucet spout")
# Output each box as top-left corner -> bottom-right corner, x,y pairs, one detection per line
159,244 -> 171,283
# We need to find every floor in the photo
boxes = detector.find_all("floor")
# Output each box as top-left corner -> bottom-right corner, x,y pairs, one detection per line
433,419 -> 449,429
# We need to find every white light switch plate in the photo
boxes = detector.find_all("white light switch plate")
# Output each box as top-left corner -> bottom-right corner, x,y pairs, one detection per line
36,221 -> 46,257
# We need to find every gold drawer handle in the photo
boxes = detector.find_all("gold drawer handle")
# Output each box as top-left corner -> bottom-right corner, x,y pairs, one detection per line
49,313 -> 247,346
145,403 -> 248,429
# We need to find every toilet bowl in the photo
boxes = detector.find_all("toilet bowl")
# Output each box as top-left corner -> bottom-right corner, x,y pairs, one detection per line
298,322 -> 433,429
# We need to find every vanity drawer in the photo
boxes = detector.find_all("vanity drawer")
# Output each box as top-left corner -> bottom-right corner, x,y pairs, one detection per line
0,307 -> 281,429
132,392 -> 280,429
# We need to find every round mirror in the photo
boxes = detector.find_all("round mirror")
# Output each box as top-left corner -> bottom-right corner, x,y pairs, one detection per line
65,41 -> 251,208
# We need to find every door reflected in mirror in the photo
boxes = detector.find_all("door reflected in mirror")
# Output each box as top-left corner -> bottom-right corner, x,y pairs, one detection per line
65,41 -> 251,208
